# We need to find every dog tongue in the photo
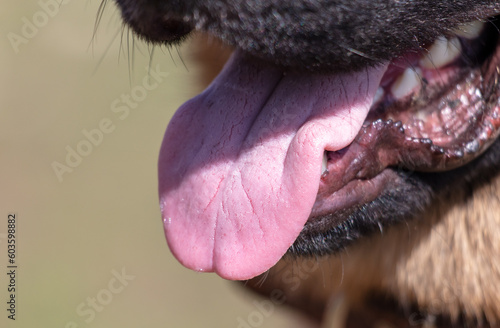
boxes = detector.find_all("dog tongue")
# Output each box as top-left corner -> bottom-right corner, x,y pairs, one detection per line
159,50 -> 388,280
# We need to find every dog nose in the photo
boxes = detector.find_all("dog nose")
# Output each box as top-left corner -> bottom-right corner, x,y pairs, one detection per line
115,0 -> 193,43
154,13 -> 192,42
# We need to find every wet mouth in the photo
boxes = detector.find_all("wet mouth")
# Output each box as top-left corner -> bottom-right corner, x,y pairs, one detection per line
296,17 -> 500,254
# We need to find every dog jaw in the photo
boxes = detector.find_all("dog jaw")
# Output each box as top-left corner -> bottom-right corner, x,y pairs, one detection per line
112,0 -> 500,325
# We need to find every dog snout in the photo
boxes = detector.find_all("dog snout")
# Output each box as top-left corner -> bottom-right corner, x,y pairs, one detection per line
114,0 -> 500,71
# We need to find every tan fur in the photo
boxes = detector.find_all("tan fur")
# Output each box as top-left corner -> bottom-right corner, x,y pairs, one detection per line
250,174 -> 500,326
390,173 -> 500,324
188,32 -> 233,87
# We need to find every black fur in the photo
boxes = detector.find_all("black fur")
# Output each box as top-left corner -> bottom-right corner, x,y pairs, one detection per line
116,0 -> 500,72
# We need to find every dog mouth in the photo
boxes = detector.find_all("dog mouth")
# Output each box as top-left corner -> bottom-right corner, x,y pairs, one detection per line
311,19 -> 500,219
156,15 -> 500,280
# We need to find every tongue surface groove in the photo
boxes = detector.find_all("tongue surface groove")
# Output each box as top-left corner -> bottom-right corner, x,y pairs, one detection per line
159,51 -> 388,280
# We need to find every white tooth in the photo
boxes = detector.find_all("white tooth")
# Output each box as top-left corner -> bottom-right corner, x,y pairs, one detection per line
415,110 -> 427,122
371,87 -> 384,107
322,152 -> 328,175
391,67 -> 422,100
420,36 -> 462,69
453,21 -> 485,39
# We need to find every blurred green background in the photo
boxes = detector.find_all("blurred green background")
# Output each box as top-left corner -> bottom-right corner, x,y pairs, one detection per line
0,1 -> 307,327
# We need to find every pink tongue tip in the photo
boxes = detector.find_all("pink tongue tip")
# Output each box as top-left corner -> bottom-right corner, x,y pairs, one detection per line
159,51 -> 388,280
